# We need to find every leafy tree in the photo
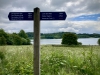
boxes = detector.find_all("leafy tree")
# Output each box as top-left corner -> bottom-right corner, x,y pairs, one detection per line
6,34 -> 13,45
21,38 -> 27,45
0,29 -> 31,45
0,29 -> 8,38
18,30 -> 28,39
0,36 -> 7,45
0,29 -> 8,42
26,38 -> 31,45
18,30 -> 31,45
61,33 -> 78,45
12,34 -> 22,45
97,38 -> 100,45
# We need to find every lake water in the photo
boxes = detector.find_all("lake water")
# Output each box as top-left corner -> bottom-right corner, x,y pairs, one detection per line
31,38 -> 99,45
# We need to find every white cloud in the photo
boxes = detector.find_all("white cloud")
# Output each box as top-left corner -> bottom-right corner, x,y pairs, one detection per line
59,27 -> 79,32
12,7 -> 26,12
66,2 -> 73,7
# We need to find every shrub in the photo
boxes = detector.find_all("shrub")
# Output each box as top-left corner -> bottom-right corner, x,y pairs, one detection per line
78,42 -> 82,45
61,33 -> 78,45
97,38 -> 100,45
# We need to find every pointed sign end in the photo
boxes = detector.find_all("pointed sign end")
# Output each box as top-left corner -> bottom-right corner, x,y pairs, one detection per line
8,12 -> 11,20
64,12 -> 67,20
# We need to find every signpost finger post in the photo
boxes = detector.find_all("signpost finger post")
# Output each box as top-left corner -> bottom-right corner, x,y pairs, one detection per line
8,7 -> 67,75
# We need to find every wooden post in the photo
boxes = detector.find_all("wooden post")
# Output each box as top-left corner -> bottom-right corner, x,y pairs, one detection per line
33,7 -> 40,75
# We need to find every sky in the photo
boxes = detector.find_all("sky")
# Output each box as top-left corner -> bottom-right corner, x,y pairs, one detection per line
0,0 -> 100,34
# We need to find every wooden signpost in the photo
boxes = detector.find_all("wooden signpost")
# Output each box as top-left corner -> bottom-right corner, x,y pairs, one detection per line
34,7 -> 40,75
8,7 -> 67,75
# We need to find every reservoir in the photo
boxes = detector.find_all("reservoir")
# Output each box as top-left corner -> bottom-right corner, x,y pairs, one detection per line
31,38 -> 99,45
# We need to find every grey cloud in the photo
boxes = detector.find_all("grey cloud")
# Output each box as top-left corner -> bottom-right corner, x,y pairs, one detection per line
85,0 -> 100,13
53,0 -> 100,17
0,0 -> 47,11
0,0 -> 13,8
50,0 -> 77,7
10,0 -> 49,11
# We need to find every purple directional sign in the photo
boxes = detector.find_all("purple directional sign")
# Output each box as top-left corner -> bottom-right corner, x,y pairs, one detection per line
8,12 -> 67,21
8,12 -> 33,21
40,12 -> 67,20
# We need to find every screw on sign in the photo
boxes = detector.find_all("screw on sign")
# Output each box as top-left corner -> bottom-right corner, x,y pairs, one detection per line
8,7 -> 67,75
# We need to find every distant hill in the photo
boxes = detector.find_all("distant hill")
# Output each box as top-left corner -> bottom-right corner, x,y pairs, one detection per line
26,32 -> 100,39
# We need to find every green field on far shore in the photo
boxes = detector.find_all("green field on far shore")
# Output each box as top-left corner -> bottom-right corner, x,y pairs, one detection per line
0,45 -> 100,75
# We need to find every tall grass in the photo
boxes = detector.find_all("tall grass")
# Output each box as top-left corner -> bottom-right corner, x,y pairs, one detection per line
0,45 -> 100,75
0,46 -> 33,75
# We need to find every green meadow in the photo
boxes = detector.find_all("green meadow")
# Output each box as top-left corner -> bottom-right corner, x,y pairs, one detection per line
0,45 -> 100,75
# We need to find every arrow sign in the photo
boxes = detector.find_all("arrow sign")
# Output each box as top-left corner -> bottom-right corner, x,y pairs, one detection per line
40,12 -> 67,20
8,12 -> 33,21
8,12 -> 67,21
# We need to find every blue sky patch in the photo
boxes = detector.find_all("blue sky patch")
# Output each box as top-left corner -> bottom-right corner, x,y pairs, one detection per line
69,14 -> 100,21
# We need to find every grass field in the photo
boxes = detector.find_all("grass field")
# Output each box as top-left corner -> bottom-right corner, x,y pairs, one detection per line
0,45 -> 100,75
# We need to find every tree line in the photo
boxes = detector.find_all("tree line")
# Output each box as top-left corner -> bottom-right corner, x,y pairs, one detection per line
0,29 -> 31,45
26,32 -> 100,39
1,29 -> 100,46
